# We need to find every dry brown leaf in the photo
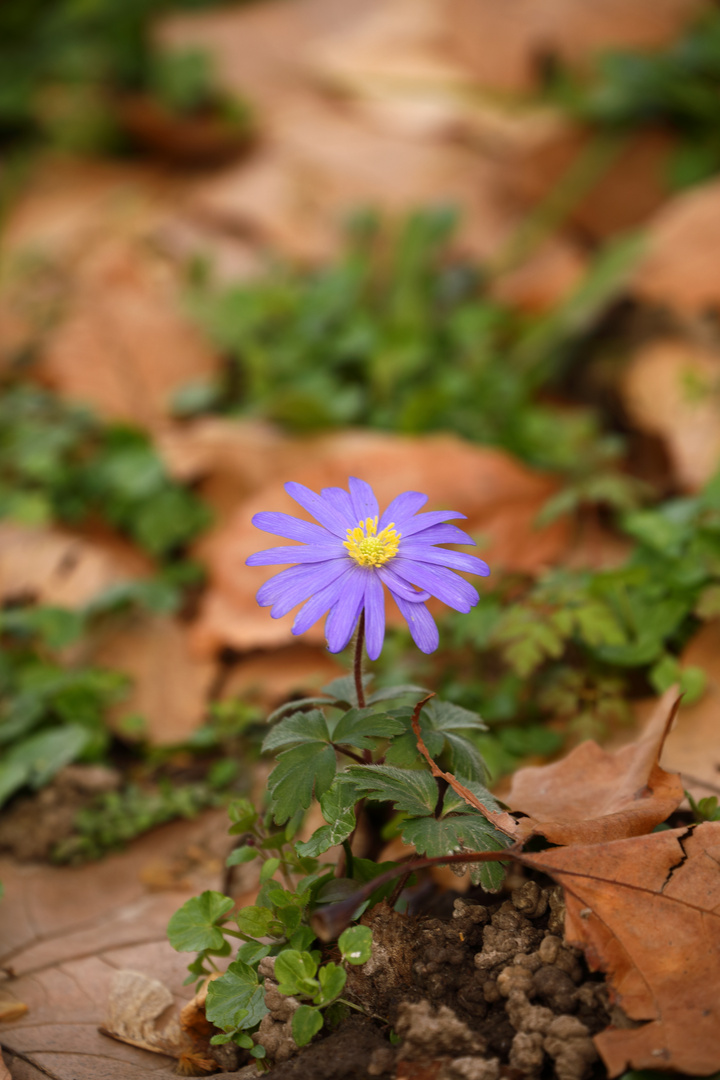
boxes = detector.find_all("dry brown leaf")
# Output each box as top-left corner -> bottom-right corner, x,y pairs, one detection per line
506,686 -> 684,844
522,822 -> 720,1076
189,430 -> 571,656
507,123 -> 674,240
0,813 -> 229,1080
660,621 -> 720,799
38,239 -> 218,429
89,613 -> 216,745
220,645 -> 344,711
632,176 -> 720,313
102,970 -> 187,1057
620,338 -> 720,491
0,523 -> 150,610
0,1001 -> 28,1024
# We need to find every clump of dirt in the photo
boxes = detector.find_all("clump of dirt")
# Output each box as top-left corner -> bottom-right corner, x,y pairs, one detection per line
0,764 -> 120,860
247,880 -> 611,1080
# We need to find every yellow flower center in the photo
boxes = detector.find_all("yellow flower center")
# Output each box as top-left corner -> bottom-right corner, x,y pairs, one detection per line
344,516 -> 401,568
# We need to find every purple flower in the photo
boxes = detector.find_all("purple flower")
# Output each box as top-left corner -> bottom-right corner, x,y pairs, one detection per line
247,478 -> 490,660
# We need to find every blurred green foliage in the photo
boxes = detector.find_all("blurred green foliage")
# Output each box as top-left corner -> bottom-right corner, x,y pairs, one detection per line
0,385 -> 211,560
0,0 -> 242,150
553,8 -> 720,188
181,209 -> 643,492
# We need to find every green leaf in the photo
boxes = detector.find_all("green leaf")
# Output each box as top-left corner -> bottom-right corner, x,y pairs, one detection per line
266,742 -> 337,824
315,962 -> 346,1006
237,941 -> 272,965
0,761 -> 30,808
291,1004 -> 324,1047
5,725 -> 89,793
167,891 -> 234,953
274,950 -> 319,997
226,845 -> 258,866
344,764 -> 439,817
205,960 -> 268,1031
295,779 -> 358,857
424,699 -> 486,732
235,906 -> 279,938
260,857 -> 281,883
338,925 -> 372,965
402,812 -> 510,893
329,707 -> 405,748
262,710 -> 331,752
367,684 -> 429,704
227,798 -> 259,833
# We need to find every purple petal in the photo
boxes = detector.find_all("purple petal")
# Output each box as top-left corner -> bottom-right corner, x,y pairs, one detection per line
252,511 -> 336,545
408,522 -> 476,546
378,491 -> 427,531
398,510 -> 467,537
321,486 -> 355,524
376,564 -> 430,603
391,594 -> 439,653
324,567 -> 367,653
285,481 -> 351,537
348,477 -> 379,523
247,543 -> 344,566
397,544 -> 490,576
391,557 -> 479,613
363,572 -> 385,660
292,568 -> 354,636
257,560 -> 350,618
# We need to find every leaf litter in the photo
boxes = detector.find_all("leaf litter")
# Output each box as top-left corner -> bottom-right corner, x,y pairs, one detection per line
3,0 -> 720,1078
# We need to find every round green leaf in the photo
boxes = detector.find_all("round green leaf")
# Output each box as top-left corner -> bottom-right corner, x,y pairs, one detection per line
291,1005 -> 324,1047
167,891 -> 234,952
338,925 -> 373,965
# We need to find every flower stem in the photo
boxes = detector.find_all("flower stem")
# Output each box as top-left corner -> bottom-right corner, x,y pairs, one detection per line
353,611 -> 366,709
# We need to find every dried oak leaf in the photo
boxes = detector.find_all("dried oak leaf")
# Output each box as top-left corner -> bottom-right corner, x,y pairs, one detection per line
660,620 -> 720,800
521,822 -> 720,1076
620,338 -> 720,492
506,686 -> 684,844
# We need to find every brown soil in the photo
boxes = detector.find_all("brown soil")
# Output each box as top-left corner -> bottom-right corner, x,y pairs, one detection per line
0,764 -> 120,861
245,880 -> 612,1080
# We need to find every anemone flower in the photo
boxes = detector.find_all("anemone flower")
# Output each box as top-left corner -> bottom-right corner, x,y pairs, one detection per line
247,477 -> 490,660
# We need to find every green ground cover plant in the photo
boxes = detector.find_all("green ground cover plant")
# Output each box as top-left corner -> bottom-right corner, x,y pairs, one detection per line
550,7 -> 720,189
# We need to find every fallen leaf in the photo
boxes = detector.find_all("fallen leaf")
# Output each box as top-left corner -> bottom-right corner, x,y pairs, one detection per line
189,429 -> 571,655
89,613 -> 216,745
220,645 -> 345,711
38,239 -> 218,429
0,523 -> 150,609
0,1002 -> 28,1024
632,176 -> 720,313
522,822 -> 720,1076
0,813 -> 229,1080
660,621 -> 720,799
507,123 -> 675,240
102,970 -> 187,1057
506,686 -> 684,844
620,338 -> 720,492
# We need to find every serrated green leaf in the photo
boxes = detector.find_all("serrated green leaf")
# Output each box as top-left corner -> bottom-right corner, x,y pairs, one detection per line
235,906 -> 278,938
168,891 -> 234,952
294,780 -> 357,857
266,697 -> 334,724
289,926 -> 317,952
443,732 -> 490,784
274,950 -> 319,997
367,684 -> 429,704
266,742 -> 337,824
441,776 -> 504,817
227,798 -> 258,832
262,710 -> 331,752
291,1005 -> 324,1047
205,960 -> 267,1031
424,699 -> 486,732
345,764 -> 439,816
338,925 -> 372,965
402,812 -> 509,893
328,707 -> 405,748
315,962 -> 346,1005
